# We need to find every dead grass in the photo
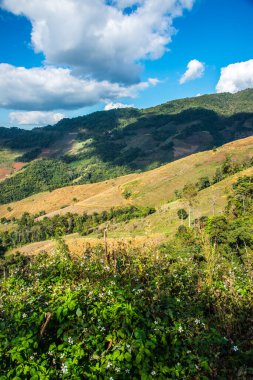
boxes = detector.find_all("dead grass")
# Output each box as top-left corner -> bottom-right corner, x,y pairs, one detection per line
9,233 -> 166,257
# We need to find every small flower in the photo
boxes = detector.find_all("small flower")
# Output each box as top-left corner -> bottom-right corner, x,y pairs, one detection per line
154,320 -> 159,325
178,325 -> 183,333
68,337 -> 74,345
48,351 -> 53,356
195,319 -> 200,325
106,362 -> 112,369
29,355 -> 34,360
61,364 -> 68,374
125,369 -> 130,373
151,371 -> 156,376
22,313 -> 27,318
115,367 -> 121,373
233,345 -> 239,352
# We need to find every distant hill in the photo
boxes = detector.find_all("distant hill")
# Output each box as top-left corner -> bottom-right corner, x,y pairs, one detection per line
0,89 -> 252,203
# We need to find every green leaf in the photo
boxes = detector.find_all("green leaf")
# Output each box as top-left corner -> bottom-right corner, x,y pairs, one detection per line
125,352 -> 132,362
76,308 -> 82,318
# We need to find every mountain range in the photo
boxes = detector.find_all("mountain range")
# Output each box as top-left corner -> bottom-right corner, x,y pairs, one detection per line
0,89 -> 253,204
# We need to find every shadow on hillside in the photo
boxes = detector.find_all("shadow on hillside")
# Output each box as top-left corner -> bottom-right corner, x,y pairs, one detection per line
0,108 -> 252,171
86,109 -> 253,170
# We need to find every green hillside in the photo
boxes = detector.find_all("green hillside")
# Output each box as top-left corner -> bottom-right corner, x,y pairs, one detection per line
0,89 -> 252,204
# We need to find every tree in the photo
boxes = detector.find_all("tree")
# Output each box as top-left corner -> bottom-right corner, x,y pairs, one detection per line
177,208 -> 188,222
182,183 -> 198,227
208,193 -> 218,216
206,216 -> 228,245
197,176 -> 210,191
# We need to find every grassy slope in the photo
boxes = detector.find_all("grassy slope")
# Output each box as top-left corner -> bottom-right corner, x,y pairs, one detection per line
9,165 -> 253,257
1,136 -> 252,220
3,136 -> 253,257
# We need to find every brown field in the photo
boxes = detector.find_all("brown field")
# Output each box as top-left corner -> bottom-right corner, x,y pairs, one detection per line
9,233 -> 165,257
12,162 -> 26,171
0,167 -> 10,180
1,136 -> 252,220
0,162 -> 26,181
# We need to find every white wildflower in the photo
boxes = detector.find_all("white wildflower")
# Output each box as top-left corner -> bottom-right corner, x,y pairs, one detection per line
61,364 -> 68,374
68,337 -> 74,345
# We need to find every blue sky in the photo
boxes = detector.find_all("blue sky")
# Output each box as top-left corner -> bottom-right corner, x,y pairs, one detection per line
0,0 -> 252,128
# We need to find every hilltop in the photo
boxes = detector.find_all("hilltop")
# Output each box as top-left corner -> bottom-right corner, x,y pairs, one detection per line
0,89 -> 253,204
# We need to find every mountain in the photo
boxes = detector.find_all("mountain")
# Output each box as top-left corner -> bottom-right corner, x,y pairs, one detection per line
0,89 -> 253,204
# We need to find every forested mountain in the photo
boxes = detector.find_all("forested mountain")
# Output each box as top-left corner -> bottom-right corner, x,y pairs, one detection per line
0,89 -> 253,204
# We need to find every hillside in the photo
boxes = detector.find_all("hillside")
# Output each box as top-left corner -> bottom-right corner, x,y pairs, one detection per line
1,150 -> 253,379
0,136 -> 252,259
0,89 -> 253,204
1,136 -> 252,221
1,137 -> 253,379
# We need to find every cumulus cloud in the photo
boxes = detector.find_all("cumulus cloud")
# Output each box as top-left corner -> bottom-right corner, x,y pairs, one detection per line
0,64 -> 158,111
216,60 -> 253,93
104,102 -> 134,111
9,111 -> 65,126
1,0 -> 195,84
179,59 -> 205,84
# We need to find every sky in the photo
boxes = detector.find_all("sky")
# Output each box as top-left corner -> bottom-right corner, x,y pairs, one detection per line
0,0 -> 252,128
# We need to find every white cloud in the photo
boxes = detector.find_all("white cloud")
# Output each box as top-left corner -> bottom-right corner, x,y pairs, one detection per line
9,111 -> 65,126
216,60 -> 253,93
1,0 -> 195,84
104,102 -> 134,111
0,64 -> 158,111
179,59 -> 205,84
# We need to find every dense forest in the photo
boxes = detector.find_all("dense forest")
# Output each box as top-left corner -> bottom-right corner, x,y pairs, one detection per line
0,174 -> 252,378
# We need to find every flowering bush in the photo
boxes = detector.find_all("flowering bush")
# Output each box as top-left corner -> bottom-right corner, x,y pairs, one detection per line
0,239 -> 252,379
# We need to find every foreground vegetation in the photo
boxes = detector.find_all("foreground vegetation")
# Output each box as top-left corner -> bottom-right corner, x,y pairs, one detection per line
0,175 -> 252,379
